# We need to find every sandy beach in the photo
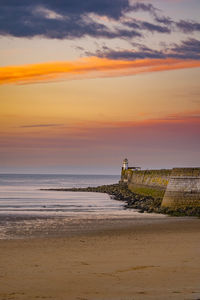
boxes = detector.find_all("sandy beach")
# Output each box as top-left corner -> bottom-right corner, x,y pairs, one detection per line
0,217 -> 200,300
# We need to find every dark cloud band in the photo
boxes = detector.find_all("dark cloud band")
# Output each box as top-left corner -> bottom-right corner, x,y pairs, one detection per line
91,39 -> 200,61
0,1 -> 199,44
0,0 -> 134,39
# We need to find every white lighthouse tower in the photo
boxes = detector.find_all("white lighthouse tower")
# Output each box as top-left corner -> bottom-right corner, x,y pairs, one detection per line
122,158 -> 128,170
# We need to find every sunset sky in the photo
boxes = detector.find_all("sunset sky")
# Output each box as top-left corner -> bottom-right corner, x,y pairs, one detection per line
0,0 -> 200,174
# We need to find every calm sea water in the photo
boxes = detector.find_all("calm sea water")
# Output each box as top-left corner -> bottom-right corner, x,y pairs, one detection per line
0,174 -> 126,217
0,174 -> 166,239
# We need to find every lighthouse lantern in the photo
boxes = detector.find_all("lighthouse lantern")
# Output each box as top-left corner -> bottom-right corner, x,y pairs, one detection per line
122,158 -> 128,170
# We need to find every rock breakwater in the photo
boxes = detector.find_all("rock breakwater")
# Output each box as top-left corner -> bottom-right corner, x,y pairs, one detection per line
42,184 -> 200,217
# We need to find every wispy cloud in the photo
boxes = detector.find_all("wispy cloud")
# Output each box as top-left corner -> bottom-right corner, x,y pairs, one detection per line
1,56 -> 200,85
20,123 -> 64,128
176,20 -> 200,33
91,38 -> 200,60
1,111 -> 200,151
123,19 -> 171,33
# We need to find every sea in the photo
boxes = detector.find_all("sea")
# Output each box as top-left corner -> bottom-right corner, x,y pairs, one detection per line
0,174 -> 164,239
0,173 -> 123,217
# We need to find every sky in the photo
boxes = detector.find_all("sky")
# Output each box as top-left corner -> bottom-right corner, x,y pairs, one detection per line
0,0 -> 200,174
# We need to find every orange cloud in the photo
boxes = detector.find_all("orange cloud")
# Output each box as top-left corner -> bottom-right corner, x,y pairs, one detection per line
0,57 -> 200,85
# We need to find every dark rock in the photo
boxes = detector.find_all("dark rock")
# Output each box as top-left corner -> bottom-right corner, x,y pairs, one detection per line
41,183 -> 200,217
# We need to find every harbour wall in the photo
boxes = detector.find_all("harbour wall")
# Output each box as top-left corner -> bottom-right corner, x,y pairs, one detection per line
121,168 -> 200,208
162,168 -> 200,208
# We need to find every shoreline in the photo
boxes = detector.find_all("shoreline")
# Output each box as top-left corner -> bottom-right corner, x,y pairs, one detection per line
42,183 -> 200,217
1,182 -> 199,240
0,210 -> 169,240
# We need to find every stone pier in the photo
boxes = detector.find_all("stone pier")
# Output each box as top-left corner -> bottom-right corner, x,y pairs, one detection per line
161,168 -> 200,208
121,166 -> 200,209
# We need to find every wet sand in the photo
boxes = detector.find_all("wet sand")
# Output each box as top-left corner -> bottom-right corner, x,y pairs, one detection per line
0,217 -> 200,300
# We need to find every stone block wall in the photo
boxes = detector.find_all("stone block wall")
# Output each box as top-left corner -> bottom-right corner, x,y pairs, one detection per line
161,168 -> 200,208
121,167 -> 200,208
121,169 -> 171,198
129,169 -> 171,189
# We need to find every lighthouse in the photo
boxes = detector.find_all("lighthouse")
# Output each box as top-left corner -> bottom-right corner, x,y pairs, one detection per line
122,158 -> 128,170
